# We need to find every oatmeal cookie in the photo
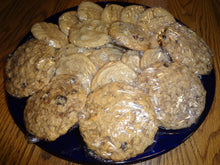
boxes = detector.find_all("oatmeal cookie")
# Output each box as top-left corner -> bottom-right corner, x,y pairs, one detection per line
160,22 -> 213,75
5,39 -> 55,97
31,22 -> 68,48
24,74 -> 87,141
137,63 -> 206,129
79,82 -> 158,161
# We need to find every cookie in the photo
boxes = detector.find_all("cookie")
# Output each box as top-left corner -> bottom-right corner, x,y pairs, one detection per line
55,53 -> 97,94
136,63 -> 206,129
77,1 -> 103,22
5,39 -> 55,97
91,61 -> 137,91
31,22 -> 68,48
58,11 -> 78,36
159,22 -> 213,75
69,20 -> 110,48
121,50 -> 141,73
137,7 -> 175,33
24,74 -> 87,141
120,5 -> 145,24
140,48 -> 170,70
109,21 -> 150,51
88,47 -> 123,69
101,4 -> 124,24
79,82 -> 158,161
55,44 -> 94,59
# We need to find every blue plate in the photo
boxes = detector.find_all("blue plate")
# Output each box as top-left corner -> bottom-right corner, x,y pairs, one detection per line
6,1 -> 216,164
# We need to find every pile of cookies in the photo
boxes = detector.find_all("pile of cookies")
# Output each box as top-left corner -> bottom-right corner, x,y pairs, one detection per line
5,1 -> 213,162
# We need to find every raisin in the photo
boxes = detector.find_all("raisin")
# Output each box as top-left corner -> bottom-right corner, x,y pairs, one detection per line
21,82 -> 26,88
163,63 -> 169,67
56,95 -> 67,106
162,35 -> 166,39
120,142 -> 127,150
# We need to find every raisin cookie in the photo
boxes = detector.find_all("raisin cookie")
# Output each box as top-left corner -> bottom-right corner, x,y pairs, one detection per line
137,63 -> 206,129
5,39 -> 55,97
109,21 -> 150,51
24,74 -> 87,141
31,22 -> 68,48
160,22 -> 213,75
79,82 -> 158,161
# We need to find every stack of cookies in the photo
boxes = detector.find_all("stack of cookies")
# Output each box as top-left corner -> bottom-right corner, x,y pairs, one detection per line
5,1 -> 213,162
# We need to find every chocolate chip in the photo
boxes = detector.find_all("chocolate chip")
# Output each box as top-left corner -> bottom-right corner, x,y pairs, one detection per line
56,95 -> 67,106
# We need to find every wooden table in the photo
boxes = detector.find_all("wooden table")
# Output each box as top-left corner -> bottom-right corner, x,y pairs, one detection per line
0,0 -> 219,164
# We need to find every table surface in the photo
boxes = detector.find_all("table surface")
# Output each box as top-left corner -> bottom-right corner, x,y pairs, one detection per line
0,0 -> 219,164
